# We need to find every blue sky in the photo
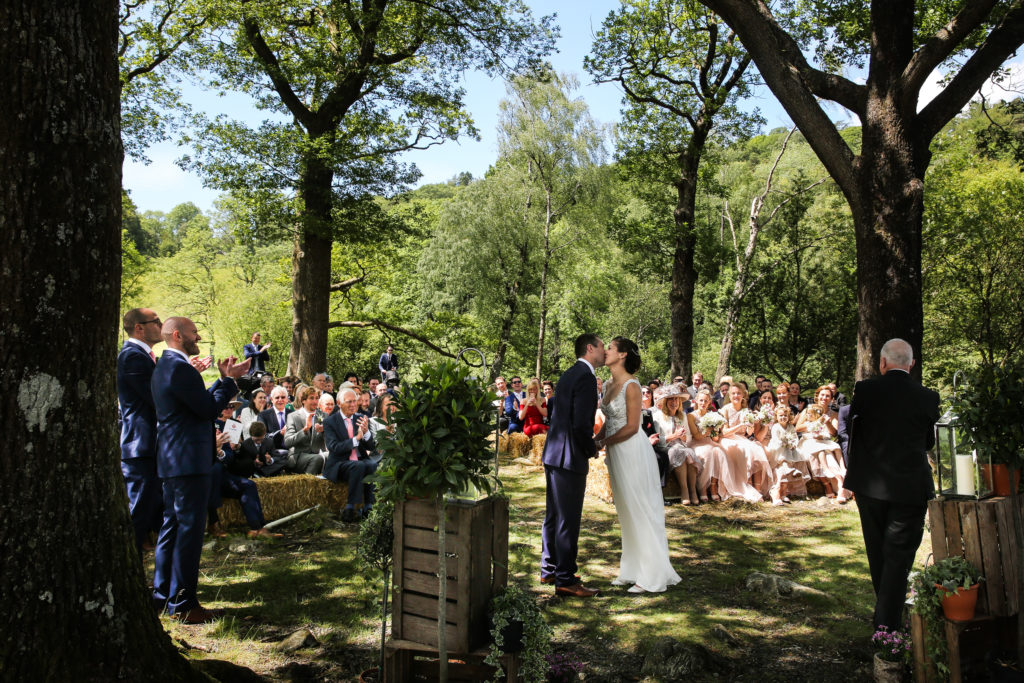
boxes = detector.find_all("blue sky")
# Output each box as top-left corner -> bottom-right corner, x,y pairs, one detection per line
121,1 -> 1021,215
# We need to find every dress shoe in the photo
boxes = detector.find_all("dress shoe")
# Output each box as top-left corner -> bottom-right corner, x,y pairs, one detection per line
341,508 -> 358,523
540,574 -> 579,585
171,606 -> 218,624
248,528 -> 283,539
555,583 -> 599,598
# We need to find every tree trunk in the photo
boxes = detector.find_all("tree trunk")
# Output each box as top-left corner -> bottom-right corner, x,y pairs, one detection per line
535,194 -> 552,379
669,163 -> 700,381
490,242 -> 529,382
288,150 -> 334,380
0,1 -> 202,679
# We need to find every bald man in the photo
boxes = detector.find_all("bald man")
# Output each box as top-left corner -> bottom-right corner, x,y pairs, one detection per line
845,338 -> 940,630
151,317 -> 250,623
117,307 -> 164,557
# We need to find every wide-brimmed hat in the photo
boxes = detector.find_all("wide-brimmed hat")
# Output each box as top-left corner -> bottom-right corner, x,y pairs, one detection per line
654,383 -> 685,404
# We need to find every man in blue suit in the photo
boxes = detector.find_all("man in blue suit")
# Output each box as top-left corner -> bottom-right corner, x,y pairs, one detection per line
540,333 -> 605,598
118,307 -> 165,557
378,344 -> 398,383
152,316 -> 250,623
242,332 -> 271,374
323,388 -> 377,523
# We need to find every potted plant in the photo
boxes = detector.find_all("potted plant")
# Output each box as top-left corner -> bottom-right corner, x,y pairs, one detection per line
375,359 -> 501,682
909,556 -> 984,678
870,626 -> 909,683
950,361 -> 1024,665
483,583 -> 552,682
356,499 -> 395,683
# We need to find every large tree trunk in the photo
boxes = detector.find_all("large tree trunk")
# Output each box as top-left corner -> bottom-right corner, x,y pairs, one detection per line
288,151 -> 334,380
0,1 -> 202,679
668,157 -> 701,380
535,194 -> 553,378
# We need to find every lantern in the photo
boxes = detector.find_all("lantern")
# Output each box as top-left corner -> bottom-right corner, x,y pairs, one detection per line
933,407 -> 992,499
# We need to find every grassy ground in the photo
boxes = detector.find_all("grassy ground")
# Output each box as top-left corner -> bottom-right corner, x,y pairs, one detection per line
156,459 -> 932,682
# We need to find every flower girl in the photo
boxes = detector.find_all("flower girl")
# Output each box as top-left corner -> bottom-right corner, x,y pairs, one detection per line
766,404 -> 812,501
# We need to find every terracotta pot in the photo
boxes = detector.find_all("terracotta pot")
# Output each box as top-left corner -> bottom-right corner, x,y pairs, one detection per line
359,667 -> 378,683
936,582 -> 979,622
981,464 -> 1021,497
873,653 -> 903,683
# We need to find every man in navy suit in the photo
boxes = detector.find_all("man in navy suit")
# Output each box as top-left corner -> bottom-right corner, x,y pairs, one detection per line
323,388 -> 377,522
118,307 -> 165,557
540,333 -> 605,598
152,316 -> 249,623
378,344 -> 398,383
503,377 -> 526,433
256,385 -> 293,472
845,338 -> 940,630
242,332 -> 271,374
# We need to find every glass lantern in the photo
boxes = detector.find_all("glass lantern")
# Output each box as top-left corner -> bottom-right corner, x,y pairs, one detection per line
933,407 -> 992,499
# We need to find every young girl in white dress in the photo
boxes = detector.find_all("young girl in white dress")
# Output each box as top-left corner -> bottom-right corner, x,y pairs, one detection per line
595,337 -> 681,593
767,404 -> 812,502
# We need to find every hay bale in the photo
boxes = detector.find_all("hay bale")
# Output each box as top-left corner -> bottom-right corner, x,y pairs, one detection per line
497,433 -> 511,455
529,433 -> 547,467
508,432 -> 531,460
585,454 -> 614,504
218,475 -> 348,528
661,475 -> 682,501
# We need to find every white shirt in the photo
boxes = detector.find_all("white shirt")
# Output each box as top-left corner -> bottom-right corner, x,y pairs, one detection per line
164,347 -> 189,362
577,357 -> 595,375
126,337 -> 154,355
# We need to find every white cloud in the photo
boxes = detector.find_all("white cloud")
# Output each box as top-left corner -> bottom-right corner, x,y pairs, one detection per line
919,56 -> 1024,112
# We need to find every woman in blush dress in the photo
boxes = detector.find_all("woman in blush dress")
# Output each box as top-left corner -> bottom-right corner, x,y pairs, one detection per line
686,390 -> 729,503
720,385 -> 774,501
652,384 -> 701,505
796,385 -> 847,503
595,337 -> 681,594
518,378 -> 549,437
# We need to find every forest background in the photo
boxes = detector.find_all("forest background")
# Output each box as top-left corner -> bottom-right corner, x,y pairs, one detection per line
118,1 -> 1024,397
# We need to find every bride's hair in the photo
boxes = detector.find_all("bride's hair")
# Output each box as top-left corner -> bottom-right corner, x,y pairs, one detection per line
611,336 -> 642,374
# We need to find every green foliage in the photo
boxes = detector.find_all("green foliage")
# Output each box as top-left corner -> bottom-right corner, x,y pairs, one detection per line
484,583 -> 552,682
374,360 -> 498,502
909,556 -> 984,679
121,229 -> 149,309
951,362 -> 1024,467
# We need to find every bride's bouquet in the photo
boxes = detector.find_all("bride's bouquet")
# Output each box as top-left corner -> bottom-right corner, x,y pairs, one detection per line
806,419 -> 826,438
698,411 -> 726,438
741,409 -> 758,426
757,404 -> 775,425
782,430 -> 800,450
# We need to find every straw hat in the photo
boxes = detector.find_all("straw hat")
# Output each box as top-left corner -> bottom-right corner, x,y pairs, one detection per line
654,383 -> 685,404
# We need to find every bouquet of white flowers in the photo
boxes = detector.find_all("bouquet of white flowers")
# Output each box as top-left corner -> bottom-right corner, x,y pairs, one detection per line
806,420 -> 825,438
782,430 -> 799,450
741,409 -> 758,426
698,411 -> 726,438
756,405 -> 775,424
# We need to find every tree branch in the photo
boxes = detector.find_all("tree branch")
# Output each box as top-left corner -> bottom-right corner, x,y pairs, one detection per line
326,318 -> 457,358
242,17 -> 315,129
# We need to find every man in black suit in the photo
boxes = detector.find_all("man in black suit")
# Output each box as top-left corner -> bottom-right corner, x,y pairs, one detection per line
378,345 -> 398,383
540,333 -> 606,598
845,338 -> 940,630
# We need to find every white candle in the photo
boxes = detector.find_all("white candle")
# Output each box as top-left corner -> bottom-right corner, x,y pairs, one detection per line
955,453 -> 976,496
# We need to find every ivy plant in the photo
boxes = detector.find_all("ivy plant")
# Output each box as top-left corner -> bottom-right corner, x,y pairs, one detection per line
484,583 -> 552,682
909,556 -> 983,680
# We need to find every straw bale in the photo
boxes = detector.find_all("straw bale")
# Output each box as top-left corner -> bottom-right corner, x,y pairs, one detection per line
218,475 -> 348,528
509,432 -> 531,459
529,433 -> 547,467
585,453 -> 614,504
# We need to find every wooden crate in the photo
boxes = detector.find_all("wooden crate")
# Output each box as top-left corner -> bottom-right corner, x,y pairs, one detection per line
383,638 -> 521,682
392,497 -> 509,652
928,496 -> 1022,617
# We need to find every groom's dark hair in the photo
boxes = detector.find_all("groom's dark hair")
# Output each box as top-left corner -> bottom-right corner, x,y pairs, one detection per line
574,333 -> 601,359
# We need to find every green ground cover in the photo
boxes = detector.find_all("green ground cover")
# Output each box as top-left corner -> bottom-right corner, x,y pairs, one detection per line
158,460 -> 931,681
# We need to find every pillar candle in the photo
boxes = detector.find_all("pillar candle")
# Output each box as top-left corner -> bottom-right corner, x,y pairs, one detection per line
955,453 -> 976,496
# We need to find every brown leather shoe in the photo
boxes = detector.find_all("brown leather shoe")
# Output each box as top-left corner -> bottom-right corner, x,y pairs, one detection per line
555,583 -> 599,598
172,606 -> 218,624
248,528 -> 283,539
541,574 -> 580,585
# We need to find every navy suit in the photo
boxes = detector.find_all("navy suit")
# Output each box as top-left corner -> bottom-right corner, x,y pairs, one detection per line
151,350 -> 238,615
378,352 -> 398,381
242,342 -> 269,373
836,404 -> 852,467
257,407 -> 293,452
541,360 -> 598,587
504,392 -> 525,433
118,340 -> 164,556
323,410 -> 377,507
846,369 -> 940,629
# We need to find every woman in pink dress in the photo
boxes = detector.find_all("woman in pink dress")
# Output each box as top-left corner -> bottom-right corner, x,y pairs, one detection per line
720,385 -> 773,501
796,385 -> 847,502
686,390 -> 729,503
519,378 -> 549,437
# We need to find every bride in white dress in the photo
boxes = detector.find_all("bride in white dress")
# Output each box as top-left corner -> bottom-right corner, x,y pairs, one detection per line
595,337 -> 681,594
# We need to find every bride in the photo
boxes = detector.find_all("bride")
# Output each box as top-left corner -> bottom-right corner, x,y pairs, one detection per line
596,337 -> 681,593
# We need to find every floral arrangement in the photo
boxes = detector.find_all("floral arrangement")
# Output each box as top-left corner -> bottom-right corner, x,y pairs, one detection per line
781,430 -> 799,450
698,411 -> 726,438
741,409 -> 758,426
805,419 -> 825,438
871,626 -> 911,663
757,405 -> 775,425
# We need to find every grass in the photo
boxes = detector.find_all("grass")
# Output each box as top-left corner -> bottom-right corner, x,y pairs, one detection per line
154,459 -> 932,681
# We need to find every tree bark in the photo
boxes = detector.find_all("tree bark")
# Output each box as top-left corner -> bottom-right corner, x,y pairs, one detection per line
535,192 -> 553,379
0,1 -> 203,679
288,149 -> 335,380
668,145 -> 703,380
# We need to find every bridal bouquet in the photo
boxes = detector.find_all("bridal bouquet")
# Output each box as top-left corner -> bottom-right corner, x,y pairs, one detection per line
782,430 -> 799,450
806,420 -> 825,438
698,411 -> 726,437
741,409 -> 758,426
757,405 -> 775,424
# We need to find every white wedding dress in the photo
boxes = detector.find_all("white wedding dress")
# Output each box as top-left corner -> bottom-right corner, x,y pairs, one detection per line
603,378 -> 682,593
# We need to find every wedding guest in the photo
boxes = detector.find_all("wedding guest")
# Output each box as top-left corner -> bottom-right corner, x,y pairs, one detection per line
766,404 -> 812,501
519,378 -> 549,437
324,388 -> 377,522
242,332 -> 271,374
720,384 -> 773,501
751,390 -> 777,448
211,416 -> 281,539
788,381 -> 808,413
284,386 -> 327,475
713,375 -> 733,407
318,392 -> 336,416
542,380 -> 555,401
238,389 -> 267,439
775,382 -> 797,416
796,386 -> 846,501
504,376 -> 526,433
368,392 -> 397,464
653,385 -> 700,505
688,390 -> 733,502
686,372 -> 703,399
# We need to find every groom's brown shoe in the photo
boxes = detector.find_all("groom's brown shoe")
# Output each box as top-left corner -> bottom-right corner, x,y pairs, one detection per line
556,583 -> 599,598
541,574 -> 579,585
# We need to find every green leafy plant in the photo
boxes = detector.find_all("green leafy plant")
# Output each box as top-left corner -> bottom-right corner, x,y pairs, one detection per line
357,498 -> 395,676
484,583 -> 552,682
871,626 -> 911,664
951,361 -> 1024,468
909,556 -> 983,679
372,359 -> 499,681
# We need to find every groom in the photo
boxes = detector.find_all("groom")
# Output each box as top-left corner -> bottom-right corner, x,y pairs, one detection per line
540,333 -> 605,597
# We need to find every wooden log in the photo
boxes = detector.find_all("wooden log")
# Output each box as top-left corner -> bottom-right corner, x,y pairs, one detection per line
993,497 -> 1019,615
960,502 -> 988,615
942,499 -> 963,560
